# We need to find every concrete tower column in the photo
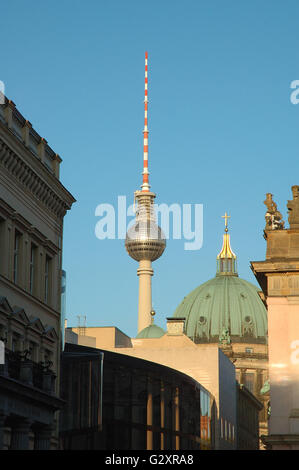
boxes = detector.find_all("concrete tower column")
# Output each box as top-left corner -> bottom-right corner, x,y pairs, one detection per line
137,260 -> 153,332
125,53 -> 165,335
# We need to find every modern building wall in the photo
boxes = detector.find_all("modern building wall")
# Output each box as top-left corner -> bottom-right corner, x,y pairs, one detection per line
60,343 -> 215,450
69,326 -> 132,349
218,349 -> 237,449
237,384 -> 263,450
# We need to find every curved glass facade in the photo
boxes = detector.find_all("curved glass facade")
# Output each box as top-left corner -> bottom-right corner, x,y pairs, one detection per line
200,387 -> 213,449
60,344 -> 215,450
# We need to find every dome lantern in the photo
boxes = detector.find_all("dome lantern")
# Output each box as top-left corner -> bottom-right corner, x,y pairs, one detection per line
216,212 -> 237,276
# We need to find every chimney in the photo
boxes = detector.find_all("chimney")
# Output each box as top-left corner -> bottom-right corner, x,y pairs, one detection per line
166,317 -> 185,336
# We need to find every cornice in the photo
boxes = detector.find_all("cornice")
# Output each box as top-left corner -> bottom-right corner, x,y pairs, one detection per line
251,259 -> 299,274
0,136 -> 75,219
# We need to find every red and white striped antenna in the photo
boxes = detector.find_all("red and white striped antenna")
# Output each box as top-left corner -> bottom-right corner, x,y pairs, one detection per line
141,51 -> 150,191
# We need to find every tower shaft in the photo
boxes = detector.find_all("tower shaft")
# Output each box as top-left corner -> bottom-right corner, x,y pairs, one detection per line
137,259 -> 153,332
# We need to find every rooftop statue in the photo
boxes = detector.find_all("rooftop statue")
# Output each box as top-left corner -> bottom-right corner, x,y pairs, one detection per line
287,185 -> 299,229
264,193 -> 285,231
219,327 -> 231,345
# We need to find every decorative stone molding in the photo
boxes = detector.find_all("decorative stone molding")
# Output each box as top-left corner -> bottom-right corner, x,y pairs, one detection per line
0,138 -> 74,219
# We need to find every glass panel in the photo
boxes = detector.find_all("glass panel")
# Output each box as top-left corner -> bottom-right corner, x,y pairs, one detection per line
29,244 -> 36,294
44,256 -> 51,303
13,231 -> 21,283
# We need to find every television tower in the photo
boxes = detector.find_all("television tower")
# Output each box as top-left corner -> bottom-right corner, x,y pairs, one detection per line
125,52 -> 166,333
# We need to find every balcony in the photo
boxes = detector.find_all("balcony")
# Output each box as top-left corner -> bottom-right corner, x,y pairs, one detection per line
0,348 -> 56,394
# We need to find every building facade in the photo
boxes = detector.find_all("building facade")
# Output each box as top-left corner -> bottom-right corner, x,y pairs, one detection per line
251,189 -> 299,450
0,96 -> 75,449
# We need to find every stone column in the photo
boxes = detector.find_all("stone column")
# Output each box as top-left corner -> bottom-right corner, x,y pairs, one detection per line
34,425 -> 53,450
10,419 -> 31,450
0,412 -> 7,450
137,260 -> 153,333
146,377 -> 153,450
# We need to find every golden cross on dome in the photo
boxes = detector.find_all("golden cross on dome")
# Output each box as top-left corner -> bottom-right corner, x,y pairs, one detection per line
222,212 -> 230,232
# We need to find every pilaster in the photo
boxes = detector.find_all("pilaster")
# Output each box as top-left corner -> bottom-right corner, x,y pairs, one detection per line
10,418 -> 32,450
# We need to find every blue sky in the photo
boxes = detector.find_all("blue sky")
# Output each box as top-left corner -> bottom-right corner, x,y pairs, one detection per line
2,1 -> 299,337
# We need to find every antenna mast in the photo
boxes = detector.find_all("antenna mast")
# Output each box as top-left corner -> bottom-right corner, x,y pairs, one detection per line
141,51 -> 150,192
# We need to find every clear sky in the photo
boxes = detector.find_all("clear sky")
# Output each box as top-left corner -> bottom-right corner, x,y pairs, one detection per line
1,1 -> 299,337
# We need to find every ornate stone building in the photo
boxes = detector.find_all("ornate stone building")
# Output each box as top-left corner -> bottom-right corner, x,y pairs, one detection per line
0,96 -> 75,449
251,188 -> 299,449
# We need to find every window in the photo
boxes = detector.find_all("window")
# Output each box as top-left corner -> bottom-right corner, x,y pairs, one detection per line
13,230 -> 21,284
11,334 -> 19,352
44,348 -> 53,367
0,324 -> 5,342
29,243 -> 37,295
29,341 -> 38,362
245,347 -> 253,354
243,372 -> 255,393
44,255 -> 51,303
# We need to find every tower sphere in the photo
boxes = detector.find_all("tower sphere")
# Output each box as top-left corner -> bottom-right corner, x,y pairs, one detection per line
125,190 -> 165,262
125,219 -> 166,261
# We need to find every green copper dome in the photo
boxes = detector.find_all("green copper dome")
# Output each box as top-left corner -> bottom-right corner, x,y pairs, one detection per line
173,275 -> 268,344
136,323 -> 165,339
173,219 -> 268,344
